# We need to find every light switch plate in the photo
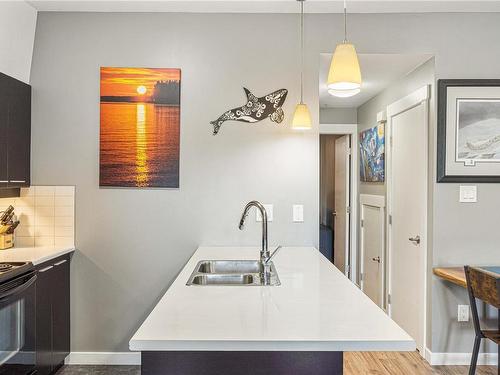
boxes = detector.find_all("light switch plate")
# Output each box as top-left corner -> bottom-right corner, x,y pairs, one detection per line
459,185 -> 477,203
293,205 -> 304,222
256,204 -> 273,222
458,305 -> 470,322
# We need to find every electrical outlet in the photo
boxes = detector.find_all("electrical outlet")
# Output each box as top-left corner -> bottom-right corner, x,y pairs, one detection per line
256,204 -> 273,222
458,305 -> 470,322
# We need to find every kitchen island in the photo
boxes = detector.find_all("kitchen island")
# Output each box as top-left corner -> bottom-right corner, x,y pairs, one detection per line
130,247 -> 415,375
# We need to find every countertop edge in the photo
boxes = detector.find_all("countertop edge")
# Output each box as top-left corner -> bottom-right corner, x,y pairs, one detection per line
32,246 -> 76,265
129,339 -> 416,352
0,245 -> 76,266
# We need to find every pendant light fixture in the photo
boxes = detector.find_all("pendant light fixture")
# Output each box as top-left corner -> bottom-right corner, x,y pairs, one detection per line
292,0 -> 312,130
327,0 -> 362,98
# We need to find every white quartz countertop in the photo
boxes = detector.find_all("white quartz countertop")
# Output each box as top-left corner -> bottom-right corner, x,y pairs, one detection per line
0,245 -> 75,265
129,246 -> 415,352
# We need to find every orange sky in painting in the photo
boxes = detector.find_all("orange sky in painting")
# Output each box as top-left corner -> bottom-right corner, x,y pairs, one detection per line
100,67 -> 180,97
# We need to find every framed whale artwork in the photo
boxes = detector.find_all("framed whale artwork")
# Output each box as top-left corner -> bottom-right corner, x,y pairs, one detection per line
437,79 -> 500,182
99,67 -> 181,188
210,87 -> 288,135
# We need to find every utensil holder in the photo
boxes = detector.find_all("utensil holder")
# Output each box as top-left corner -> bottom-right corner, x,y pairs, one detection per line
0,233 -> 14,250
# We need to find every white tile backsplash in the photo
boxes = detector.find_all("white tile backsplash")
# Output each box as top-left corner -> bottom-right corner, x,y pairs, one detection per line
0,186 -> 75,248
55,206 -> 74,217
55,216 -> 74,227
17,214 -> 35,226
16,225 -> 34,237
17,196 -> 35,207
16,237 -> 35,247
55,237 -> 73,247
55,226 -> 73,237
36,237 -> 55,246
20,187 -> 34,197
34,186 -> 55,196
35,196 -> 55,207
55,196 -> 74,207
35,206 -> 55,217
55,186 -> 75,196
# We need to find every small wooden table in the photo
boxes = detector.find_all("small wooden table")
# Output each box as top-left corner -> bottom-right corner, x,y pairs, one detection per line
433,267 -> 467,288
433,266 -> 500,370
433,266 -> 500,288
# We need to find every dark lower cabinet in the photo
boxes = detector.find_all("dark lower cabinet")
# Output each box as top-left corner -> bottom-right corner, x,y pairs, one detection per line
36,255 -> 71,375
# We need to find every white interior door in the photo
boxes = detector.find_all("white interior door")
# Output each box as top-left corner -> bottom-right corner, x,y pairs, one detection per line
360,195 -> 385,308
387,87 -> 428,352
334,135 -> 350,275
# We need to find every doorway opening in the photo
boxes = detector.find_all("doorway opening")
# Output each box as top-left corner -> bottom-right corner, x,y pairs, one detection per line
319,52 -> 435,356
319,126 -> 358,281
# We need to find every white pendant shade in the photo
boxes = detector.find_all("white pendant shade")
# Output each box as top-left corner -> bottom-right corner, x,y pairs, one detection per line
328,88 -> 360,98
292,103 -> 312,130
327,42 -> 362,97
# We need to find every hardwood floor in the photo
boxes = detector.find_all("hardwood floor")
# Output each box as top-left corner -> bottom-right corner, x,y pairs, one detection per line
54,352 -> 496,374
345,352 -> 497,374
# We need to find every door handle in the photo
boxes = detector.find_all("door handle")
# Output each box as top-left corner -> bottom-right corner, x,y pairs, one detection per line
372,256 -> 381,263
39,265 -> 53,273
9,180 -> 26,183
409,235 -> 421,245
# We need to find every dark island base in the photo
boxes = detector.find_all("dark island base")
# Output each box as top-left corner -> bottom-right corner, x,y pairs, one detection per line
141,351 -> 343,375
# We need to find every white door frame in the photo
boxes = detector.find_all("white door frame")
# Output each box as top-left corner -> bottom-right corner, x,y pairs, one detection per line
319,123 -> 359,285
386,85 -> 429,352
359,193 -> 386,309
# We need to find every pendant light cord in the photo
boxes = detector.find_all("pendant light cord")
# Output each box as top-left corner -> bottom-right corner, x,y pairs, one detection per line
300,0 -> 304,103
343,0 -> 347,43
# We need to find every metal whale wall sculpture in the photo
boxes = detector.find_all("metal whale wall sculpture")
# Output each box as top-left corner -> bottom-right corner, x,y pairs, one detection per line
210,87 -> 288,135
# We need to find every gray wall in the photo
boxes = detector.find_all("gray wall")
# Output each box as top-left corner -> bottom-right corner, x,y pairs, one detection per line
320,107 -> 357,124
31,12 -> 500,354
0,1 -> 36,83
357,59 -> 435,197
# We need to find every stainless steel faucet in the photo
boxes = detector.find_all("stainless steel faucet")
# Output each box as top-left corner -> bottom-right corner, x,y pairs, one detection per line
238,201 -> 281,266
239,200 -> 281,286
238,201 -> 269,263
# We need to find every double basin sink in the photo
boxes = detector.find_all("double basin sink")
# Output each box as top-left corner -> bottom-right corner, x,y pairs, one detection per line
186,260 -> 280,286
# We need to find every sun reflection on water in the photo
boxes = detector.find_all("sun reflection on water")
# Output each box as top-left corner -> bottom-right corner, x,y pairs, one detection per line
136,103 -> 148,186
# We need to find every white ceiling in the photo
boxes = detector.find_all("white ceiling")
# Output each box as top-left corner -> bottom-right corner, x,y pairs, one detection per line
319,53 -> 433,109
27,0 -> 500,13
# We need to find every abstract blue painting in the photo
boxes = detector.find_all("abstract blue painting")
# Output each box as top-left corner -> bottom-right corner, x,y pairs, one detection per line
359,124 -> 385,182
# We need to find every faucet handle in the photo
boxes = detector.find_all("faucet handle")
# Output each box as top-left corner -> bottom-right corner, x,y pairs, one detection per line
265,245 -> 282,264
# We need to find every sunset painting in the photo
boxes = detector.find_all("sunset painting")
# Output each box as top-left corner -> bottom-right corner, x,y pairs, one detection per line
100,67 -> 180,188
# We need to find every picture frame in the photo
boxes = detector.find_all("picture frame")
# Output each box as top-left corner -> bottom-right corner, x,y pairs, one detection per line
99,67 -> 181,188
437,79 -> 500,182
359,123 -> 385,182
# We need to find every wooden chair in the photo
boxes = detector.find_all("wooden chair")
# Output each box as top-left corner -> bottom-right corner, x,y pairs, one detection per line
464,266 -> 500,375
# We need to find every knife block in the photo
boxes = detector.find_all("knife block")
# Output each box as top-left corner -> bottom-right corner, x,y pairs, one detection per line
0,233 -> 13,250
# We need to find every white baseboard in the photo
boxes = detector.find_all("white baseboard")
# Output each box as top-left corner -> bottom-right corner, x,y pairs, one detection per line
65,352 -> 141,365
425,347 -> 498,366
66,349 -> 498,367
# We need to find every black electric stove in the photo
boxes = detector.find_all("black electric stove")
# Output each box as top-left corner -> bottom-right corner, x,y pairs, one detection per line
0,261 -> 37,375
0,262 -> 33,284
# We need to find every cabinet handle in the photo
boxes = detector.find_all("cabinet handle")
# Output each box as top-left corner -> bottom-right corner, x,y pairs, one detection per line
0,181 -> 8,183
9,180 -> 26,183
54,259 -> 67,266
39,265 -> 53,273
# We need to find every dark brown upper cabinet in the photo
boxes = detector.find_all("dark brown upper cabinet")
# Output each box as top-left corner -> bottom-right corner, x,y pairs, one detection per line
0,71 -> 31,191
